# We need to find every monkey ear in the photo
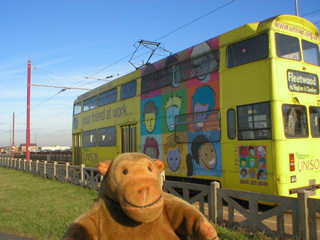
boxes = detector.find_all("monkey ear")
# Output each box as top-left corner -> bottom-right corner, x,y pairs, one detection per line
154,160 -> 164,172
98,160 -> 112,176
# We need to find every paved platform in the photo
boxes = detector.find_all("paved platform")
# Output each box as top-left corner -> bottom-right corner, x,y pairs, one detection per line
0,232 -> 33,240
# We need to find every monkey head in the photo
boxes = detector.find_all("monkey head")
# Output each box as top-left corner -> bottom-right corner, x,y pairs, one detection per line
98,153 -> 164,223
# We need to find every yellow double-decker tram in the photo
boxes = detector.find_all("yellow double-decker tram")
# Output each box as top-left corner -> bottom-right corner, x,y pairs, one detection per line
73,15 -> 320,198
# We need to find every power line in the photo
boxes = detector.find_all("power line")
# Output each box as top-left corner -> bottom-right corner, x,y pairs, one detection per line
31,109 -> 70,125
302,9 -> 320,17
88,0 -> 236,77
155,0 -> 236,42
31,84 -> 91,90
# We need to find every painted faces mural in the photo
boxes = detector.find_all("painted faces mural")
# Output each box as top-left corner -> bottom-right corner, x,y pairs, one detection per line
239,145 -> 268,181
141,36 -> 221,178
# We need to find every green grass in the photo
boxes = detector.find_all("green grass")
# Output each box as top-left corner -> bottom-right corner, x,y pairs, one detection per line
0,167 -> 275,240
0,167 -> 98,240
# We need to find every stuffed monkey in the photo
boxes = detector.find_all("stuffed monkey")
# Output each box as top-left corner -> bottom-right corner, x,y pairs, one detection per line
63,152 -> 219,240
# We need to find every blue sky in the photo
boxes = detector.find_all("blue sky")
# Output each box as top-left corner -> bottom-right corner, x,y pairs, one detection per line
1,0 -> 319,147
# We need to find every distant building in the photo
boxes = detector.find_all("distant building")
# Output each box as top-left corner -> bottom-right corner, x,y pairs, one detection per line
0,146 -> 20,153
40,145 -> 71,152
19,143 -> 39,152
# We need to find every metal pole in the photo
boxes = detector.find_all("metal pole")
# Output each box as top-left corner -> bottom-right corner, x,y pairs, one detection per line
26,59 -> 31,161
295,0 -> 299,16
12,112 -> 15,159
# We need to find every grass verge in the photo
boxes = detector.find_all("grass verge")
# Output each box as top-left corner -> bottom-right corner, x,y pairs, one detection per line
0,167 -> 98,240
0,167 -> 275,240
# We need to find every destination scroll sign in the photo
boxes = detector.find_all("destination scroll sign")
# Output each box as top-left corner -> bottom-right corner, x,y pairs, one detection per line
287,70 -> 319,94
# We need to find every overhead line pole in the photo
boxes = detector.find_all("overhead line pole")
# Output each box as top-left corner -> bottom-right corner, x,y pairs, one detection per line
12,112 -> 15,159
26,59 -> 31,162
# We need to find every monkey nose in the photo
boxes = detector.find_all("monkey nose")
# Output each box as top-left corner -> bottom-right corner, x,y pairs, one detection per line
138,188 -> 149,202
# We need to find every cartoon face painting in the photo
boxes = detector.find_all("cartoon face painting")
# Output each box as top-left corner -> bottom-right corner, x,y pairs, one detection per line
192,86 -> 215,130
166,148 -> 181,172
190,42 -> 218,83
166,106 -> 179,131
144,113 -> 156,132
241,168 -> 248,178
165,94 -> 183,131
249,158 -> 256,168
186,135 -> 218,177
198,142 -> 217,170
164,135 -> 183,172
143,137 -> 159,159
258,169 -> 267,180
249,146 -> 255,156
143,101 -> 158,133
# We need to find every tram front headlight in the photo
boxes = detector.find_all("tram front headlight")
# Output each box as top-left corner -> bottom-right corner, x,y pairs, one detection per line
291,175 -> 297,183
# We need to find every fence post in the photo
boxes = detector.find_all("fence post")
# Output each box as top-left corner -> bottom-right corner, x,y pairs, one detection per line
29,160 -> 32,172
53,162 -> 57,179
298,190 -> 310,240
209,181 -> 220,224
23,159 -> 26,171
36,160 -> 39,175
80,164 -> 85,187
65,162 -> 69,181
44,161 -> 47,178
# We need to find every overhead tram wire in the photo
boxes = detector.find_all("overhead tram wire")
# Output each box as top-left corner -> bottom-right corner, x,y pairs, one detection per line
302,9 -> 320,17
301,9 -> 320,25
31,109 -> 70,125
86,0 -> 236,78
155,0 -> 236,42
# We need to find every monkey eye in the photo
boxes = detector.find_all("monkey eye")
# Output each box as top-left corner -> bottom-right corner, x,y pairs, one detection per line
148,166 -> 152,172
123,169 -> 128,175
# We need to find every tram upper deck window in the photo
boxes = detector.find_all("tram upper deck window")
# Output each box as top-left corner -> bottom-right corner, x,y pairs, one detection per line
276,33 -> 301,61
309,106 -> 320,137
227,34 -> 268,68
99,88 -> 117,106
141,50 -> 219,93
121,81 -> 136,100
74,102 -> 82,115
282,104 -> 308,138
83,96 -> 98,112
302,40 -> 320,66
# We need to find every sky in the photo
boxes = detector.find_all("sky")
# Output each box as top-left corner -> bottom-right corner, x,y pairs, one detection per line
1,0 -> 319,147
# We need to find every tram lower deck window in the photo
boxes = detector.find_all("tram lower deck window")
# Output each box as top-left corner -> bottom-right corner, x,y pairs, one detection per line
309,106 -> 320,137
83,130 -> 97,147
238,102 -> 271,140
98,126 -> 116,146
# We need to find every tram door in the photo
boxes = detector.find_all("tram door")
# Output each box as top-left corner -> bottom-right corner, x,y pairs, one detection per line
73,134 -> 82,165
121,125 -> 137,153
